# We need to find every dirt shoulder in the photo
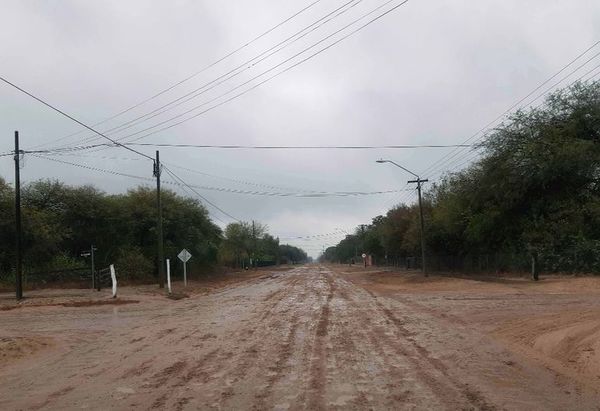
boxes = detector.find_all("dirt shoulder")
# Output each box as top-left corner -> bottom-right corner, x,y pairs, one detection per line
0,265 -> 294,311
334,264 -> 600,392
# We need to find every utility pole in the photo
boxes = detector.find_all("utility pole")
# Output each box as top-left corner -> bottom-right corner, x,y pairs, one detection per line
14,131 -> 23,300
252,220 -> 257,270
376,159 -> 428,277
154,151 -> 165,288
91,245 -> 97,291
408,177 -> 429,276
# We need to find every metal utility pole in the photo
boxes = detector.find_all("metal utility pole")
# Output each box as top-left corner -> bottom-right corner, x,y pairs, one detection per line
91,245 -> 97,291
252,220 -> 257,270
376,159 -> 428,276
14,131 -> 23,300
407,177 -> 429,276
154,151 -> 165,288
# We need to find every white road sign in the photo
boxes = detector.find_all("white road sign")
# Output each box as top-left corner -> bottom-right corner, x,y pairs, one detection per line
178,249 -> 192,263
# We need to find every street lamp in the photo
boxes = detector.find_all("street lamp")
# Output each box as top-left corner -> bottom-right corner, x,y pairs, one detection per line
376,159 -> 428,276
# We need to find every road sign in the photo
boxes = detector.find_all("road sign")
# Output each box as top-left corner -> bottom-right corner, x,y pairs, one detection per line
178,249 -> 192,263
178,249 -> 192,287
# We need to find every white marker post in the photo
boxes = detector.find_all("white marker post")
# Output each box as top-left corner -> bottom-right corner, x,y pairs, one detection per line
166,258 -> 172,294
177,249 -> 192,287
110,264 -> 117,298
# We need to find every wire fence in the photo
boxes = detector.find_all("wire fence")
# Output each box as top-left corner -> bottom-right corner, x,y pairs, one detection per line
375,254 -> 531,273
376,252 -> 599,274
24,267 -> 94,287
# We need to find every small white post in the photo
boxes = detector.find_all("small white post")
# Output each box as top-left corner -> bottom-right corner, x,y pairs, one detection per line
183,261 -> 187,287
110,264 -> 117,298
166,258 -> 172,294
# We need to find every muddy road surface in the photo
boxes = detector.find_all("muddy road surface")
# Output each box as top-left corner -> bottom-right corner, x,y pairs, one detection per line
1,265 -> 599,410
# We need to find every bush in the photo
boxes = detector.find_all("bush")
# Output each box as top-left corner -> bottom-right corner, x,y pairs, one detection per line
115,248 -> 154,281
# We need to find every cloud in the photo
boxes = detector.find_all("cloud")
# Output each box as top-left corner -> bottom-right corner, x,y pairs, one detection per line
1,0 -> 599,257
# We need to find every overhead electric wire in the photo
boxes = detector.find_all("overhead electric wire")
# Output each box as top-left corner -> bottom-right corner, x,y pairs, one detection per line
427,57 -> 600,179
428,68 -> 600,180
119,0 -> 410,145
22,149 -> 366,195
31,0 -> 323,150
419,39 -> 600,179
162,167 -> 228,225
53,0 -> 410,151
31,154 -> 412,198
278,228 -> 348,240
67,0 -> 365,149
31,154 -> 155,182
120,143 -> 472,149
423,48 -> 600,178
32,142 -> 474,155
165,162 -> 329,194
162,165 -> 241,223
0,76 -> 154,161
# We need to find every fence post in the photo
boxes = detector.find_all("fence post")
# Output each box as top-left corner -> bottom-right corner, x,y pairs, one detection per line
166,259 -> 172,294
110,264 -> 117,298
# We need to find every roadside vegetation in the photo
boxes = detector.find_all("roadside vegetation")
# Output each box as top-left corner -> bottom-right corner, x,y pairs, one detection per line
322,82 -> 600,275
0,181 -> 307,285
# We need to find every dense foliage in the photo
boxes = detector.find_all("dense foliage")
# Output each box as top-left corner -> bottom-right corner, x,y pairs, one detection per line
0,181 -> 222,281
0,179 -> 309,283
323,82 -> 600,274
219,221 -> 308,267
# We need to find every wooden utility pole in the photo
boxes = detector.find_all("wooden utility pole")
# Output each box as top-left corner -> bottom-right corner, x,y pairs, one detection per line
154,151 -> 165,288
14,131 -> 23,300
252,220 -> 257,270
91,245 -> 98,291
408,178 -> 428,277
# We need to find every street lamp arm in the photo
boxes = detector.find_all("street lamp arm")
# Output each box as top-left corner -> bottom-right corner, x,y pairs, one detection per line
376,159 -> 420,179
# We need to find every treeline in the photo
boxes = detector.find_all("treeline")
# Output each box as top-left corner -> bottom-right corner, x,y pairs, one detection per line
219,221 -> 309,267
323,82 -> 600,274
0,179 -> 307,282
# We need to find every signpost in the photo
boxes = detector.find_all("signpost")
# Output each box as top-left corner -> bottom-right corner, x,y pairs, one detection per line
177,249 -> 192,287
81,245 -> 97,290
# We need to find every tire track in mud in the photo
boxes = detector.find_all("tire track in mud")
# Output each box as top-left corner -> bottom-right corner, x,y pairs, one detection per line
306,271 -> 335,410
143,271 -> 308,409
329,276 -> 420,409
373,298 -> 496,410
335,273 -> 496,410
252,311 -> 300,408
218,272 -> 313,408
333,273 -> 441,409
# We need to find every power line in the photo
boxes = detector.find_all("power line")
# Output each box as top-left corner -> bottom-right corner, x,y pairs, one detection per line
30,154 -> 155,183
427,58 -> 600,179
418,39 -> 600,179
165,162 -> 329,194
0,76 -> 154,161
429,68 -> 600,180
21,149 -> 353,195
65,0 -> 364,149
117,0 -> 409,145
31,154 -> 412,197
26,141 -> 474,156
31,0 -> 323,150
278,228 -> 349,240
162,165 -> 241,223
53,0 -> 410,150
114,142 -> 473,150
161,167 -> 228,225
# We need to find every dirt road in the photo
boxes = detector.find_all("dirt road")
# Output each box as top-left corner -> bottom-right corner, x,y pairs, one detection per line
1,265 -> 599,410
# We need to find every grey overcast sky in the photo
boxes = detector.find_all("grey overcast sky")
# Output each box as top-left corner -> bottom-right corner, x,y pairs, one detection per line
1,0 -> 600,256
